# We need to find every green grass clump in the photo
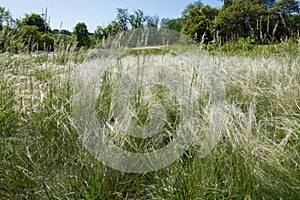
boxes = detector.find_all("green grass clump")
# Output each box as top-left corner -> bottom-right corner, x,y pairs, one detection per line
124,48 -> 171,57
0,45 -> 299,199
206,38 -> 300,59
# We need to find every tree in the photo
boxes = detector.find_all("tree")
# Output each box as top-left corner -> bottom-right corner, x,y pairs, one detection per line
94,21 -> 122,43
222,0 -> 234,8
0,7 -> 14,30
182,6 -> 219,43
274,0 -> 299,16
73,22 -> 91,48
251,0 -> 276,10
0,7 -> 18,52
0,26 -> 20,52
129,9 -> 146,29
286,14 -> 300,38
273,0 -> 300,39
161,18 -> 185,32
104,21 -> 122,37
22,13 -> 50,33
182,0 -> 204,17
52,29 -> 72,36
94,25 -> 105,42
216,0 -> 260,40
19,25 -> 41,52
40,33 -> 54,51
116,8 -> 129,31
215,0 -> 300,42
146,15 -> 160,28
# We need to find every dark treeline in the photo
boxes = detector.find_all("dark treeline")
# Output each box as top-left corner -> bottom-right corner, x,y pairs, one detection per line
0,0 -> 299,52
180,0 -> 300,44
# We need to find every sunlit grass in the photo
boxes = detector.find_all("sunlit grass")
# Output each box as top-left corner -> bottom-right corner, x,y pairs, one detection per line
0,44 -> 299,199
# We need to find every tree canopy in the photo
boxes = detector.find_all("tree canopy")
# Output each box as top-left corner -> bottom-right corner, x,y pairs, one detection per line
22,13 -> 50,33
182,0 -> 204,17
0,7 -> 14,29
182,6 -> 219,43
73,22 -> 91,48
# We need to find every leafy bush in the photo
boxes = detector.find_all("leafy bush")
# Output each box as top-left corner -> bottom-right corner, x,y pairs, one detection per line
40,33 -> 55,51
18,25 -> 40,52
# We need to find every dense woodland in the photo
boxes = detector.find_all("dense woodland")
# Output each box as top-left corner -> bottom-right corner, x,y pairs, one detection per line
0,0 -> 299,52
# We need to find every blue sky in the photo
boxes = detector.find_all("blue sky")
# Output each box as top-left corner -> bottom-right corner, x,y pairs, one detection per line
1,0 -> 223,32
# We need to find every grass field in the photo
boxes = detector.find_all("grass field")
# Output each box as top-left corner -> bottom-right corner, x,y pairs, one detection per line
0,43 -> 299,199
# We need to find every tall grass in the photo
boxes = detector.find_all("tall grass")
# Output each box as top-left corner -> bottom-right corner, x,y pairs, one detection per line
0,44 -> 299,199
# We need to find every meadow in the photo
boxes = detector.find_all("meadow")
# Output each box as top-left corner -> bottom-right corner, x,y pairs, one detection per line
0,40 -> 299,199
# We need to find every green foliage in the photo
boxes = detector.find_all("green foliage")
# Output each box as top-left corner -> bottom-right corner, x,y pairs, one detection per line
129,9 -> 146,29
181,0 -> 204,17
18,25 -> 55,52
212,0 -> 300,43
146,15 -> 160,28
22,13 -> 50,33
0,26 -> 20,53
52,29 -> 72,36
94,9 -> 161,46
223,0 -> 234,8
181,5 -> 219,43
104,21 -> 122,37
116,8 -> 129,31
274,0 -> 299,16
161,18 -> 185,32
216,0 -> 260,40
40,33 -> 55,51
0,7 -> 14,29
0,8 -> 19,52
121,48 -> 172,57
53,31 -> 74,51
94,25 -> 105,42
19,25 -> 41,52
73,22 -> 91,49
94,21 -> 122,42
207,37 -> 300,58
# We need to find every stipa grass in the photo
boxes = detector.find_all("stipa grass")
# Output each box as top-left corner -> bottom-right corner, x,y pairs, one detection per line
73,53 -> 210,172
0,49 -> 299,199
0,53 -> 76,198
